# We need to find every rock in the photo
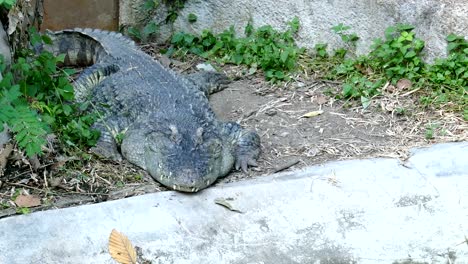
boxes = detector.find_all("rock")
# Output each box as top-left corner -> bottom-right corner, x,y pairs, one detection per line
0,20 -> 12,76
0,21 -> 12,154
265,109 -> 277,116
0,125 -> 10,147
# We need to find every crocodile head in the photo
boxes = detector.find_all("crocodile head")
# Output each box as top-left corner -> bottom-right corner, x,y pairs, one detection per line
133,125 -> 236,192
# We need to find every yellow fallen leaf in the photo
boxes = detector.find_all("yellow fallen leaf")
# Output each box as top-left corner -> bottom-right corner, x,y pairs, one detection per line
301,110 -> 324,118
108,229 -> 137,264
15,194 -> 41,208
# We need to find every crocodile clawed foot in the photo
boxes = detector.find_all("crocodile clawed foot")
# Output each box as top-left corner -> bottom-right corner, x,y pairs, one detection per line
90,142 -> 123,162
235,155 -> 258,173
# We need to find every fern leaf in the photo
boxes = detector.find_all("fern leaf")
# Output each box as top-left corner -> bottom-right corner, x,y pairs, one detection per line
0,85 -> 49,157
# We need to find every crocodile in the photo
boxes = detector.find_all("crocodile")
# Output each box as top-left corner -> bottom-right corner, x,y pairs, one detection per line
40,28 -> 261,192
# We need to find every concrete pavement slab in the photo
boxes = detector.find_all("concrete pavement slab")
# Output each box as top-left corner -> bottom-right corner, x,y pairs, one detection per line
0,142 -> 467,263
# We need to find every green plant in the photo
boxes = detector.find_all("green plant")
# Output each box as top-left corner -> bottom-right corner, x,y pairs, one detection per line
115,132 -> 125,145
314,43 -> 328,58
169,17 -> 304,82
164,0 -> 186,23
0,29 -> 100,157
16,207 -> 31,214
331,23 -> 359,57
424,123 -> 439,139
0,0 -> 16,9
325,23 -> 466,112
126,0 -> 160,42
188,13 -> 197,23
421,34 -> 467,110
369,24 -> 425,81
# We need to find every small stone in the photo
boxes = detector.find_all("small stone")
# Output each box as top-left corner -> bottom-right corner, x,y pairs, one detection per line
295,82 -> 305,88
196,63 -> 217,72
265,109 -> 277,116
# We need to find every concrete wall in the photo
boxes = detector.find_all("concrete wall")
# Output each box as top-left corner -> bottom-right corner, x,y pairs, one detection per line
120,0 -> 468,61
42,0 -> 119,31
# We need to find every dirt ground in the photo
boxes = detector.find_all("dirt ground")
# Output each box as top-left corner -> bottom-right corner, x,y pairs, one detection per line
209,72 -> 467,185
0,49 -> 466,218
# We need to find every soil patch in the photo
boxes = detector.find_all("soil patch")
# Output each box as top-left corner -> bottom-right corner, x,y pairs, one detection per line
208,74 -> 466,185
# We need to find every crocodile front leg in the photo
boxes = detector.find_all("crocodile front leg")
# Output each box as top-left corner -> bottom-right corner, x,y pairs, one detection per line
222,122 -> 261,173
185,71 -> 231,96
89,122 -> 123,161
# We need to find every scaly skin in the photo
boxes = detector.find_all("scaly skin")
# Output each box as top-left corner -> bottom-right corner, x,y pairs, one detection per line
41,28 -> 261,192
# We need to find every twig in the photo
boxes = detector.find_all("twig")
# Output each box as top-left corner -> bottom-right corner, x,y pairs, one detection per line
5,182 -> 45,192
273,159 -> 300,173
316,79 -> 343,85
401,87 -> 421,97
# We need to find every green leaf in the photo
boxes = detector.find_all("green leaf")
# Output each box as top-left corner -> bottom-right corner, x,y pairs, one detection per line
405,50 -> 416,58
280,49 -> 289,63
446,34 -> 458,42
447,42 -> 460,52
188,13 -> 197,23
142,21 -> 158,38
127,27 -> 141,40
342,84 -> 355,98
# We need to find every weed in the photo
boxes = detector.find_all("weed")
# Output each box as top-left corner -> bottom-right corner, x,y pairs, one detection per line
0,0 -> 15,9
16,207 -> 31,214
421,34 -> 467,111
188,13 -> 197,23
314,43 -> 328,58
369,24 -> 425,81
331,23 -> 359,57
424,123 -> 440,140
114,132 -> 125,146
169,17 -> 304,82
323,23 -> 466,112
0,28 -> 100,157
164,0 -> 186,24
126,0 -> 161,42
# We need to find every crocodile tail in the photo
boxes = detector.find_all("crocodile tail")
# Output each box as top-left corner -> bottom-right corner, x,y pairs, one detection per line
72,28 -> 137,50
65,28 -> 138,61
34,29 -> 106,66
39,28 -> 136,66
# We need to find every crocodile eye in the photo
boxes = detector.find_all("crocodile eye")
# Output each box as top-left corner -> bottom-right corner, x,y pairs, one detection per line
147,131 -> 174,150
207,139 -> 222,155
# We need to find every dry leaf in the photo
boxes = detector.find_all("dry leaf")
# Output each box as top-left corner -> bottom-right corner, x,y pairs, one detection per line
48,176 -> 63,187
396,79 -> 412,90
108,229 -> 137,264
214,198 -> 243,213
29,155 -> 41,171
386,84 -> 396,93
300,110 -> 324,118
315,95 -> 328,105
15,194 -> 41,208
7,6 -> 24,35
